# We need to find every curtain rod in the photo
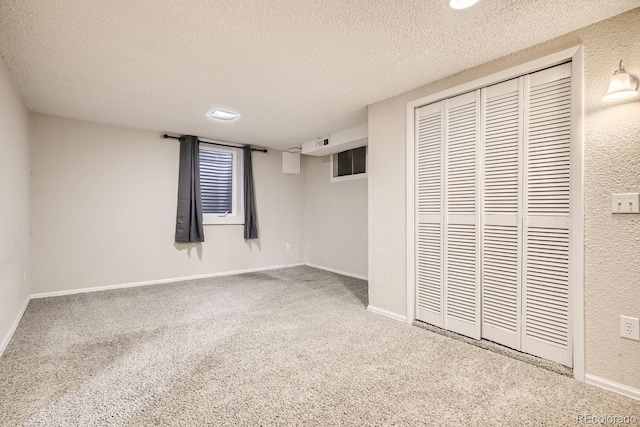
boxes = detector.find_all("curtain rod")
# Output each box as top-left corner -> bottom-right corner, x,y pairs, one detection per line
163,134 -> 267,153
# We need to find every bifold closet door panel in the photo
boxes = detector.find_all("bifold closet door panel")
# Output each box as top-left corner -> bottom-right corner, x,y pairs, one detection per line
481,78 -> 523,350
416,101 -> 445,327
414,63 -> 574,368
444,90 -> 481,339
522,62 -> 573,367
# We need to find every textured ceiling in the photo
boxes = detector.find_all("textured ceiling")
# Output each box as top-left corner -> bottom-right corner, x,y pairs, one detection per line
0,1 -> 639,150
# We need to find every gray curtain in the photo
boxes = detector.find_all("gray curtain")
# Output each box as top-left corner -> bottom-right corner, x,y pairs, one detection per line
175,136 -> 204,243
243,145 -> 258,239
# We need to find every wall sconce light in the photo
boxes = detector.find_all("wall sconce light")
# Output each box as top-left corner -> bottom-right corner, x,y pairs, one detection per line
602,60 -> 638,102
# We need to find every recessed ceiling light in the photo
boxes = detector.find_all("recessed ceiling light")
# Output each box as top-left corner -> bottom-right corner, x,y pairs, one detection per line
207,109 -> 240,121
449,0 -> 479,9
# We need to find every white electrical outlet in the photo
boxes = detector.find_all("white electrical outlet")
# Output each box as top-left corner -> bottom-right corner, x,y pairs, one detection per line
620,315 -> 640,341
285,243 -> 291,253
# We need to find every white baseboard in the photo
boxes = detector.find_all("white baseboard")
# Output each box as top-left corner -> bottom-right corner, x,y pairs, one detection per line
585,373 -> 640,401
0,296 -> 30,357
367,305 -> 408,323
30,263 -> 305,299
305,263 -> 368,281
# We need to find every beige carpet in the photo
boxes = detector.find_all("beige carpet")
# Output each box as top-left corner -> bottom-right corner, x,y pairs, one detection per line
1,266 -> 638,426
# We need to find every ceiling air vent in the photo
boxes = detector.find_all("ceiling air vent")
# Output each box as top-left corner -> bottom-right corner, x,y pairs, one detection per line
317,137 -> 330,148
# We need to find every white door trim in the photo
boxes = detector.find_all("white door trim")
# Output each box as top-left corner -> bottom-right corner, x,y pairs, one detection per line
406,45 -> 584,381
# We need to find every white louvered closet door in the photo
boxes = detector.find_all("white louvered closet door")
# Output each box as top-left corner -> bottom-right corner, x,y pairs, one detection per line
480,78 -> 523,350
444,91 -> 481,339
414,63 -> 574,367
522,63 -> 573,367
416,101 -> 445,327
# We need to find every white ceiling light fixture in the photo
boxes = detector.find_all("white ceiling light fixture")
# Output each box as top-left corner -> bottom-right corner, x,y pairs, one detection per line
207,109 -> 241,121
602,60 -> 638,102
449,0 -> 479,10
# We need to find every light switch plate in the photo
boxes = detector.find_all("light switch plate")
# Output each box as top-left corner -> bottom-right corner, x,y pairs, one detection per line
612,193 -> 640,214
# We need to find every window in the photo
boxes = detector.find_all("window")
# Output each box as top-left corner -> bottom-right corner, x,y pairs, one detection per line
330,146 -> 367,182
199,145 -> 244,225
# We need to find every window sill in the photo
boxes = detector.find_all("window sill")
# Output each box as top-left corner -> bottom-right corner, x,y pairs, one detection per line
203,214 -> 244,225
330,173 -> 368,183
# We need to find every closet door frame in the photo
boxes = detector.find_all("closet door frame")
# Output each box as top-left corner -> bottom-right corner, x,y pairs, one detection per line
405,46 -> 584,381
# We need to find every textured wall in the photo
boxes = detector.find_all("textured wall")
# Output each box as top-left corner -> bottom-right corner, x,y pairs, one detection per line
368,9 -> 640,389
582,13 -> 640,389
0,57 -> 31,349
30,114 -> 305,293
303,155 -> 368,278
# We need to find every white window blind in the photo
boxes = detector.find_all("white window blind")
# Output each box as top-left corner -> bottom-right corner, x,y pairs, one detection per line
200,149 -> 233,214
199,146 -> 244,225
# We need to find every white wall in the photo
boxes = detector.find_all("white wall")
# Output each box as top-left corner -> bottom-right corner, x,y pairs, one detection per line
303,155 -> 367,278
0,58 -> 31,351
30,114 -> 305,293
368,9 -> 640,390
